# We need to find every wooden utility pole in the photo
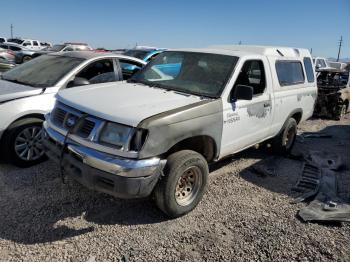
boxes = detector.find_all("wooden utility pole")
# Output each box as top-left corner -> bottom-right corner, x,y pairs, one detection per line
10,24 -> 13,38
337,36 -> 343,62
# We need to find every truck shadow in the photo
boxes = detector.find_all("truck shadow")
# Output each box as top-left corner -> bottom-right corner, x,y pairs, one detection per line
0,125 -> 349,245
0,161 -> 166,245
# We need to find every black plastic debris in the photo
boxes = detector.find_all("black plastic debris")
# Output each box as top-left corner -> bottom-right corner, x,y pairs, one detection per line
297,132 -> 333,143
249,156 -> 277,177
306,150 -> 343,171
299,169 -> 350,223
292,162 -> 321,203
302,133 -> 333,139
293,151 -> 350,223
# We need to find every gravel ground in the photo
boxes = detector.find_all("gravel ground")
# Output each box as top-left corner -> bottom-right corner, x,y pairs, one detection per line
0,115 -> 350,261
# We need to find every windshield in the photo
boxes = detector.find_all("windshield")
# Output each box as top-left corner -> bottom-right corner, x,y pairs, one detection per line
2,55 -> 84,87
129,51 -> 238,98
48,44 -> 65,52
123,50 -> 149,60
8,39 -> 24,44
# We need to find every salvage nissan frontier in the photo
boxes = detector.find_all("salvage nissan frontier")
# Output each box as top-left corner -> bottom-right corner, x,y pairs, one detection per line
43,45 -> 317,218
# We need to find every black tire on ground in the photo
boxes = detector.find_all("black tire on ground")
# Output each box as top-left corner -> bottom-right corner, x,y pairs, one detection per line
153,150 -> 208,218
270,118 -> 297,155
22,56 -> 32,63
1,118 -> 47,167
335,104 -> 347,121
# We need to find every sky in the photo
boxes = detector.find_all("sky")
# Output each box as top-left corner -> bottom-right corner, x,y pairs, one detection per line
1,0 -> 349,58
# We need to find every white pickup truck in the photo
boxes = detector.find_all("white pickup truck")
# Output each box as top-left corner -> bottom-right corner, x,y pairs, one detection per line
43,45 -> 317,217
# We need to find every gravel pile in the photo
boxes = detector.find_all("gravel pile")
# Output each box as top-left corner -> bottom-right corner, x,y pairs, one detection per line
1,116 -> 349,261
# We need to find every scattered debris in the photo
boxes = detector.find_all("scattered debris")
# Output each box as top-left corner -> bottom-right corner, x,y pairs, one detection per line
302,133 -> 333,139
297,132 -> 333,143
250,165 -> 276,177
292,151 -> 350,223
306,151 -> 343,171
292,162 -> 321,203
249,156 -> 278,177
299,170 -> 350,223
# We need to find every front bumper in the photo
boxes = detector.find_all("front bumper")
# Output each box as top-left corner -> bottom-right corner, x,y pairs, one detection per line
43,123 -> 164,199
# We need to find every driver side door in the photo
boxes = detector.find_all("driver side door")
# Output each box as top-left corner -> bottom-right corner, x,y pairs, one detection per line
220,58 -> 274,157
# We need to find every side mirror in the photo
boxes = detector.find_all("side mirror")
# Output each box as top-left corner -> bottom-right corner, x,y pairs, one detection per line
67,77 -> 90,88
231,84 -> 253,101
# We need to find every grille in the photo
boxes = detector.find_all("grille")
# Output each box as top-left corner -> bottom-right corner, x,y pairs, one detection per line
52,107 -> 66,126
51,104 -> 96,138
78,119 -> 95,138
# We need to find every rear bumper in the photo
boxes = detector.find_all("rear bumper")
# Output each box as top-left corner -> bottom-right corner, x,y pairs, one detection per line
43,123 -> 164,199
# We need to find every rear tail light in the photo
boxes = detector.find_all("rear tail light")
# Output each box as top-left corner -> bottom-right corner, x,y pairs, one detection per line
6,50 -> 15,55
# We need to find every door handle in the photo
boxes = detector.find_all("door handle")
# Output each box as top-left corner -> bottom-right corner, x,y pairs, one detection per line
263,102 -> 271,107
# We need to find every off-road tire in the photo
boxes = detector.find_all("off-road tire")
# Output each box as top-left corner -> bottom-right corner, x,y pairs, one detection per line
153,150 -> 208,218
1,118 -> 47,167
270,118 -> 297,155
335,104 -> 347,121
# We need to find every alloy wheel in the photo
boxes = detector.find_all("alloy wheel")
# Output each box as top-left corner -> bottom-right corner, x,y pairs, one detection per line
14,126 -> 44,161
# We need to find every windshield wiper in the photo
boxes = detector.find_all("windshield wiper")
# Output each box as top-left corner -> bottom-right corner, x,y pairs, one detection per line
151,83 -> 217,99
127,79 -> 162,88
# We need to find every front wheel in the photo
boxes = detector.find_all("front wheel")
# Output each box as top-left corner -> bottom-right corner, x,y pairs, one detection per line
153,150 -> 208,218
1,118 -> 47,167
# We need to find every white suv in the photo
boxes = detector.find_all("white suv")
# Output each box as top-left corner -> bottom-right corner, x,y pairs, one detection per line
43,45 -> 317,217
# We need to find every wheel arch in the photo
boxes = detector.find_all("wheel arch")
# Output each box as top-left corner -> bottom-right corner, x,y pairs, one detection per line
162,135 -> 218,163
0,113 -> 45,142
277,108 -> 303,136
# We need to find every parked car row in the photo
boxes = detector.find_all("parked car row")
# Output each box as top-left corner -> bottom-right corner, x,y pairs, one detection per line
5,38 -> 51,50
15,42 -> 93,64
0,43 -> 319,217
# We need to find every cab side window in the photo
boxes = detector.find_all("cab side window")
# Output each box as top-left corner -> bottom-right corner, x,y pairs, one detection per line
234,60 -> 266,95
63,47 -> 74,52
119,59 -> 143,80
76,59 -> 116,84
9,45 -> 21,51
146,52 -> 160,62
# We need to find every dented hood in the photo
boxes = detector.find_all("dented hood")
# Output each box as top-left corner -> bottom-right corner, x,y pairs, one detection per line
57,81 -> 204,127
0,79 -> 43,103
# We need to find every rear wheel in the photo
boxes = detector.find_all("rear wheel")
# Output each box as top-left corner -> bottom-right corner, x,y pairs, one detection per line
22,56 -> 32,63
1,118 -> 46,167
153,150 -> 208,218
270,118 -> 297,155
335,104 -> 347,120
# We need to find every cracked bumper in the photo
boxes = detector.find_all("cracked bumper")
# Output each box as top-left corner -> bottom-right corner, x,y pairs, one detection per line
42,122 -> 164,199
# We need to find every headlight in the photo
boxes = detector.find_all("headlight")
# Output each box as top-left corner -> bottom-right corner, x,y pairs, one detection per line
99,122 -> 133,149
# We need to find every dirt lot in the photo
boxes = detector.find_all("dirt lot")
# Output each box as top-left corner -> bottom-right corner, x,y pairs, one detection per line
0,116 -> 350,262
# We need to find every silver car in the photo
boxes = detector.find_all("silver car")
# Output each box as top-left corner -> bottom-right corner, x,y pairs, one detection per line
0,51 -> 146,166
